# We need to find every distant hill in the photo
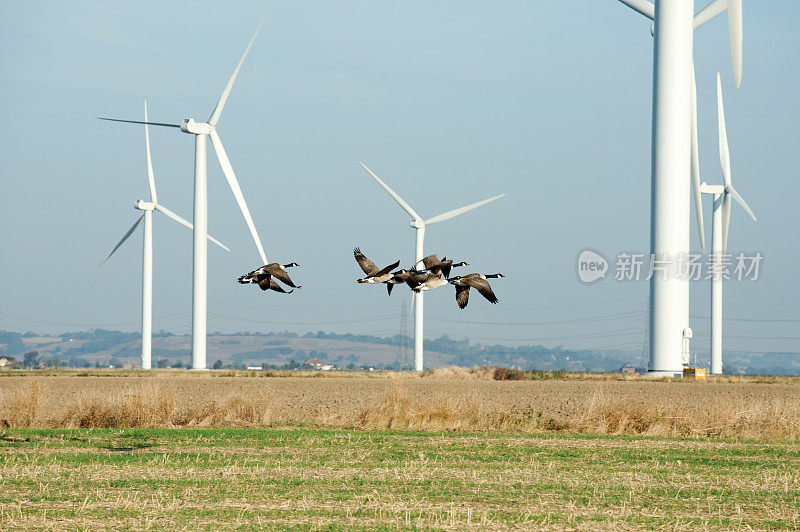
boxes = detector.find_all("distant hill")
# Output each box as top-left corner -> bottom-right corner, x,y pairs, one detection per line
1,329 -> 797,374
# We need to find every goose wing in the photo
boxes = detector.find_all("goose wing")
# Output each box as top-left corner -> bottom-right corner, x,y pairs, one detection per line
256,273 -> 273,291
268,278 -> 294,294
354,248 -> 379,276
438,259 -> 454,279
465,276 -> 499,304
259,275 -> 293,293
405,276 -> 421,289
455,284 -> 471,309
409,270 -> 436,283
270,268 -> 301,288
376,259 -> 401,277
261,263 -> 282,273
421,254 -> 440,269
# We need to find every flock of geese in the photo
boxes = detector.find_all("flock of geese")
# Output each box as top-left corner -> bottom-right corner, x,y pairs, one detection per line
237,249 -> 504,310
353,248 -> 504,309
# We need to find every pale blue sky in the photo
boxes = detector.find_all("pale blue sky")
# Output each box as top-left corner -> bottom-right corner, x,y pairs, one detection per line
0,1 -> 798,356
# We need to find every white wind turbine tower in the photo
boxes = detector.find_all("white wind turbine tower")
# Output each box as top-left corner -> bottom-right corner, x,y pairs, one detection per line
615,0 -> 743,375
99,8 -> 274,369
700,73 -> 756,374
100,102 -> 229,370
360,163 -> 504,371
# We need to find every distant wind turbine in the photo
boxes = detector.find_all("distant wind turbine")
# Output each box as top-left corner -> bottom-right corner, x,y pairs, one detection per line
99,6 -> 275,369
100,102 -> 229,370
700,73 -> 756,375
360,162 -> 504,371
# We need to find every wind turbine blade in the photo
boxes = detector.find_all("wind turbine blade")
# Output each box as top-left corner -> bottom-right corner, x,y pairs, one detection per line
721,192 -> 732,254
98,117 -> 180,128
206,234 -> 231,253
359,162 -> 422,222
207,2 -> 276,127
691,66 -> 706,252
617,0 -> 654,19
154,203 -> 191,230
728,187 -> 757,222
144,101 -> 157,203
424,194 -> 505,226
155,204 -> 231,251
694,0 -> 727,30
716,73 -> 732,188
209,130 -> 267,263
728,0 -> 743,88
99,214 -> 144,267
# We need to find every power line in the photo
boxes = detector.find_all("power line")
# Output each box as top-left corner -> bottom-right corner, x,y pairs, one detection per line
692,332 -> 800,340
423,327 -> 641,343
206,312 -> 397,326
690,315 -> 800,323
427,311 -> 645,326
0,310 -> 190,328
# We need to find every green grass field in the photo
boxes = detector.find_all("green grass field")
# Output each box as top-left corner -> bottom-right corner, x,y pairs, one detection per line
1,429 -> 798,529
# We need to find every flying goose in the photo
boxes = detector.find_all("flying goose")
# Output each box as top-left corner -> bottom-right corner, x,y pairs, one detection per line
448,273 -> 504,309
354,248 -> 400,284
406,270 -> 449,292
238,262 -> 301,293
385,268 -> 413,295
432,258 -> 468,279
418,254 -> 467,279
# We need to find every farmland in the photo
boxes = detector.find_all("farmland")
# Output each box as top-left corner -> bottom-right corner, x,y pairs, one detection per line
1,428 -> 799,529
1,372 -> 799,529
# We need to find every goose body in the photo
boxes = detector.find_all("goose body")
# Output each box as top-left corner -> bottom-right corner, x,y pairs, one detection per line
354,248 -> 400,284
407,270 -> 449,292
419,254 -> 467,279
385,268 -> 412,295
238,262 -> 301,292
449,273 -> 504,308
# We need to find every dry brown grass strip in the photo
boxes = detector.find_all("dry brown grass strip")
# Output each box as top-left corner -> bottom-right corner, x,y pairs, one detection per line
1,381 -> 273,428
2,374 -> 800,440
421,366 -> 495,380
578,389 -> 800,439
354,385 -> 528,431
351,384 -> 800,440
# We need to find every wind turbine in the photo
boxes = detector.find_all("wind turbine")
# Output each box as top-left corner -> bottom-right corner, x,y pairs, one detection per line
360,163 -> 504,371
700,73 -> 756,374
100,102 -> 229,370
615,0 -> 744,375
99,8 -> 274,369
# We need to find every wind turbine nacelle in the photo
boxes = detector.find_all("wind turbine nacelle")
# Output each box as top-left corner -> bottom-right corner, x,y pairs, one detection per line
180,118 -> 214,135
410,220 -> 425,229
134,200 -> 155,211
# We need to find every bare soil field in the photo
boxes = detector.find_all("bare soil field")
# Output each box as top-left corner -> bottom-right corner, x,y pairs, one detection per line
1,371 -> 799,439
